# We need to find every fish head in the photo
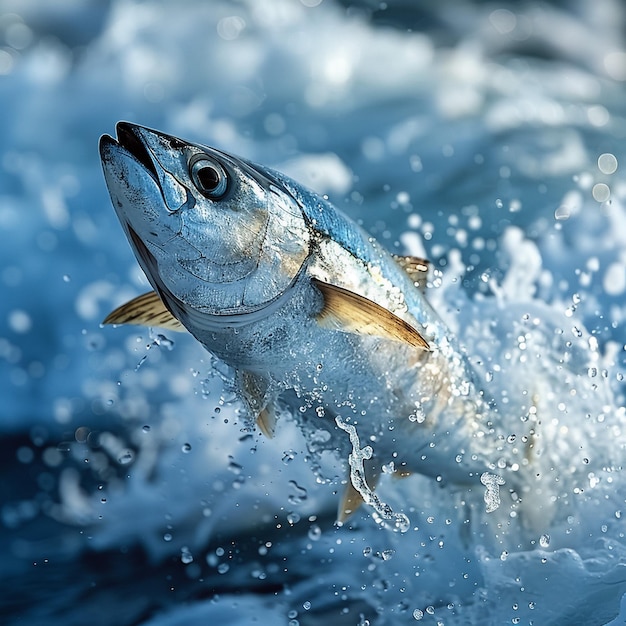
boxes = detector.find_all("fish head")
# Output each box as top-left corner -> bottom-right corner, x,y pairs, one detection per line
99,122 -> 311,319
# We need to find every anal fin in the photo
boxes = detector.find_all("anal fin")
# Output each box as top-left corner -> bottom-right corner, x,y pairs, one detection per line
238,370 -> 278,438
256,407 -> 277,439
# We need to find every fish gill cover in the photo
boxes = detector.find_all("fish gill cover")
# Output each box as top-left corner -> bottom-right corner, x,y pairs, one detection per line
0,1 -> 625,625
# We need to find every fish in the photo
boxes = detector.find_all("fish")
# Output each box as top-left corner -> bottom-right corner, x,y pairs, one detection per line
99,122 -> 512,523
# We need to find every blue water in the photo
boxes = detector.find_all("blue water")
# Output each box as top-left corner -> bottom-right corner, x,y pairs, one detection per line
2,1 -> 626,624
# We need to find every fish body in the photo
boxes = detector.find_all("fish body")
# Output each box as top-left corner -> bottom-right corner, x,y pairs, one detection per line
100,123 -> 507,518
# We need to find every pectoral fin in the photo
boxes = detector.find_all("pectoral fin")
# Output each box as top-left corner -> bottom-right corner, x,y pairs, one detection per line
392,254 -> 429,291
238,370 -> 278,438
313,279 -> 429,350
103,291 -> 185,332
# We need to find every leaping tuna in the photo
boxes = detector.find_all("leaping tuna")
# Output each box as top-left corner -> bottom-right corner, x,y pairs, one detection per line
100,122 -> 531,525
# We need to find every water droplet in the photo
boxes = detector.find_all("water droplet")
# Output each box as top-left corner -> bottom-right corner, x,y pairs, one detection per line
539,534 -> 550,548
308,524 -> 321,541
592,182 -> 610,202
381,549 -> 394,561
282,449 -> 297,464
382,461 -> 395,474
153,334 -> 175,350
413,609 -> 424,620
62,274 -> 71,282
288,480 -> 308,505
117,449 -> 134,465
8,309 -> 32,334
303,601 -> 311,611
217,562 -> 229,574
554,205 -> 570,220
598,153 -> 618,175
227,455 -> 242,475
182,442 -> 191,453
181,546 -> 193,564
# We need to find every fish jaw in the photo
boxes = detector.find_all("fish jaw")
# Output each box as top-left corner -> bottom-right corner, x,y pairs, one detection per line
99,129 -> 185,299
100,123 -> 503,523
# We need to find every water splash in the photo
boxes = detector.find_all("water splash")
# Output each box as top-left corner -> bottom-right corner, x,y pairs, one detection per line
335,415 -> 410,533
480,471 -> 505,513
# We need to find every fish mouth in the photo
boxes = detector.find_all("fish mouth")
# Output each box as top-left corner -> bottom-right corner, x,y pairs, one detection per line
117,122 -> 160,180
99,122 -> 160,184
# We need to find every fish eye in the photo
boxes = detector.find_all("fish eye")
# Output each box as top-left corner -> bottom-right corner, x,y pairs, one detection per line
189,156 -> 229,199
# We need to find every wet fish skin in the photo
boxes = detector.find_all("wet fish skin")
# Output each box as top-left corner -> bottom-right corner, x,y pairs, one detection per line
100,122 -> 500,517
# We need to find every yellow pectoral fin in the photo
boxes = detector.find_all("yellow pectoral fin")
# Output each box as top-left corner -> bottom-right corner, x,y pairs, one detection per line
313,279 -> 429,350
103,291 -> 186,332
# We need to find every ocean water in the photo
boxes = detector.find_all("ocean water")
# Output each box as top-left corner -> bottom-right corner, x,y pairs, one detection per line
1,1 -> 626,624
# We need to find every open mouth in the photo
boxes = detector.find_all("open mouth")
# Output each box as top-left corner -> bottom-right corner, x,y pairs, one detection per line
114,122 -> 160,182
99,122 -> 160,185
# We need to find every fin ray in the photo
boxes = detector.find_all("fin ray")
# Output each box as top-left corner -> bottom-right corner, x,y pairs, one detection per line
313,279 -> 429,350
103,291 -> 185,331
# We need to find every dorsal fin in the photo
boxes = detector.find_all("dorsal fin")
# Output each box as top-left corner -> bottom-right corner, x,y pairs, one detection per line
313,278 -> 429,351
103,291 -> 185,332
392,254 -> 429,290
